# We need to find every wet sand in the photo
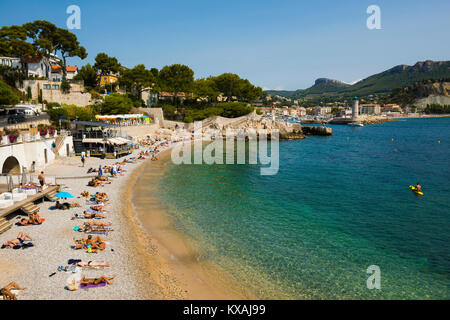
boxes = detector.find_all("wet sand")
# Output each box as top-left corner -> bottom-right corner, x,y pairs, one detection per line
126,149 -> 256,300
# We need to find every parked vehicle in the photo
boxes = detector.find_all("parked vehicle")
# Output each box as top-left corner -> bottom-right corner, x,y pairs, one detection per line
7,114 -> 26,124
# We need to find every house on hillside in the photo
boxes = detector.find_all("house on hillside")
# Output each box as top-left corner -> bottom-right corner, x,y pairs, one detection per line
20,56 -> 51,78
0,56 -> 21,68
99,75 -> 118,86
158,92 -> 192,102
51,65 -> 78,81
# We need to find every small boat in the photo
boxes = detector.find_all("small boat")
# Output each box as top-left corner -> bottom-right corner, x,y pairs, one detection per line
409,185 -> 423,195
348,122 -> 364,127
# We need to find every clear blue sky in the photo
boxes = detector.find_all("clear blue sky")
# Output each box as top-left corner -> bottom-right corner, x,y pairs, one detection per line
1,0 -> 449,90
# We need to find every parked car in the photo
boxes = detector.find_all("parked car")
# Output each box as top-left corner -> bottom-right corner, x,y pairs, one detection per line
7,114 -> 26,124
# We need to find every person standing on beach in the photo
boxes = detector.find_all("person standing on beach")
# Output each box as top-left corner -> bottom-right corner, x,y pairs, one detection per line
81,154 -> 86,167
98,166 -> 103,177
38,171 -> 45,191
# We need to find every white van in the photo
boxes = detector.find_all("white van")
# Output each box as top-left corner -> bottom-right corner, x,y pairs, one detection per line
13,106 -> 39,116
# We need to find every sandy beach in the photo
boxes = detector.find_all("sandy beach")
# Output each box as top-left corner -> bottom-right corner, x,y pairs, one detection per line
0,143 -> 167,299
0,137 -> 252,300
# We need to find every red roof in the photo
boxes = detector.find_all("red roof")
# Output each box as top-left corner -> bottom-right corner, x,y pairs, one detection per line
51,65 -> 62,72
20,56 -> 45,63
51,65 -> 78,73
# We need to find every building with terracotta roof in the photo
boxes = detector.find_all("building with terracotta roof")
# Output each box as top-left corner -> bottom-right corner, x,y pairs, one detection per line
50,65 -> 78,81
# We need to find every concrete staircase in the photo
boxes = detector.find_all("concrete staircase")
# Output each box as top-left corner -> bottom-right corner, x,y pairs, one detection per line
45,190 -> 58,202
52,134 -> 66,157
0,217 -> 12,235
21,202 -> 40,216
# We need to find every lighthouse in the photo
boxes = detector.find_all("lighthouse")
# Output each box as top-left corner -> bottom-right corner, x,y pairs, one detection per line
352,96 -> 359,120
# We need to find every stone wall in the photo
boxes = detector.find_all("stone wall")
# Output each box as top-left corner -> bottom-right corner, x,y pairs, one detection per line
18,80 -> 94,107
0,134 -> 73,174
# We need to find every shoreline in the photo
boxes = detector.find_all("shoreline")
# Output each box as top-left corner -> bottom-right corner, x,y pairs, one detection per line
125,146 -> 256,300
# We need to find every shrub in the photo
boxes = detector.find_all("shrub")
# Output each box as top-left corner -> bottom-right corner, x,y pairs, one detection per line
0,80 -> 20,106
61,80 -> 71,94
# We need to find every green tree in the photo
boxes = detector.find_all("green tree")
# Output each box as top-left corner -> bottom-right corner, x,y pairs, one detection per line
119,64 -> 156,99
22,20 -> 57,57
213,73 -> 241,101
0,80 -> 20,106
0,25 -> 37,78
101,93 -> 134,115
193,78 -> 220,102
74,63 -> 98,88
26,86 -> 32,100
94,53 -> 121,76
212,73 -> 262,102
159,64 -> 194,105
52,28 -> 87,80
61,80 -> 71,94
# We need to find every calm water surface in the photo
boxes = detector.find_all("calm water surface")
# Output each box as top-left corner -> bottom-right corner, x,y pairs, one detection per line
151,118 -> 449,299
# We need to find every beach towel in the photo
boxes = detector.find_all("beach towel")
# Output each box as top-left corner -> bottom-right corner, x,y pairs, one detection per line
68,259 -> 82,264
12,242 -> 34,249
79,282 -> 107,289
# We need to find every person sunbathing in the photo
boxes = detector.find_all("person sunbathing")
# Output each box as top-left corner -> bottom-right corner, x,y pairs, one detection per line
82,210 -> 105,219
68,202 -> 81,208
81,191 -> 90,198
55,201 -> 69,210
90,205 -> 105,212
1,282 -> 25,300
80,275 -> 115,286
85,235 -> 106,250
84,221 -> 111,226
17,218 -> 30,226
87,179 -> 98,187
29,212 -> 41,224
2,233 -> 33,248
75,261 -> 110,267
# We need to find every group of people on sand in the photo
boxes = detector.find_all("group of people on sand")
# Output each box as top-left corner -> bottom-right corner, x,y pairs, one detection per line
1,138 -> 177,299
55,201 -> 81,210
88,176 -> 111,187
16,211 -> 42,226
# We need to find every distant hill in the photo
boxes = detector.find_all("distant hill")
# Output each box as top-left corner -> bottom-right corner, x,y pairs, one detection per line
267,60 -> 450,99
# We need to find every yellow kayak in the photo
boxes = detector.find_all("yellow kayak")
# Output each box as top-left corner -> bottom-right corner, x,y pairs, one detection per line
409,185 -> 423,195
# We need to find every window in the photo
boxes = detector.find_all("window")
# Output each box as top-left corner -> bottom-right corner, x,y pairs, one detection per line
52,84 -> 59,90
43,84 -> 51,89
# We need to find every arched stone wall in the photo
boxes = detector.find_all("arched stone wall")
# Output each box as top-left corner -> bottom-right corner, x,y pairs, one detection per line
2,156 -> 21,175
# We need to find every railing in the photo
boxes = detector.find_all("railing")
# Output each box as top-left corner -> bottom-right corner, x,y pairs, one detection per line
0,173 -> 58,187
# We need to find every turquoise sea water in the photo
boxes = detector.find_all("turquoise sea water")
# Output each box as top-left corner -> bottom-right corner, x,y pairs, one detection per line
155,118 -> 450,299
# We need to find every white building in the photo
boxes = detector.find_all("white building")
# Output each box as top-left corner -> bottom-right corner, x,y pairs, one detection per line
0,56 -> 21,68
51,65 -> 78,81
0,133 -> 73,175
22,56 -> 51,78
298,107 -> 307,116
360,104 -> 381,115
314,106 -> 332,115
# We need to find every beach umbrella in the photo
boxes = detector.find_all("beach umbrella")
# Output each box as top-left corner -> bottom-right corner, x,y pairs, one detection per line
54,192 -> 75,199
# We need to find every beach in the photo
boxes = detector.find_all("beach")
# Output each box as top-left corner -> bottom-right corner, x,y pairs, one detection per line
0,137 -> 250,300
0,140 -> 173,299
